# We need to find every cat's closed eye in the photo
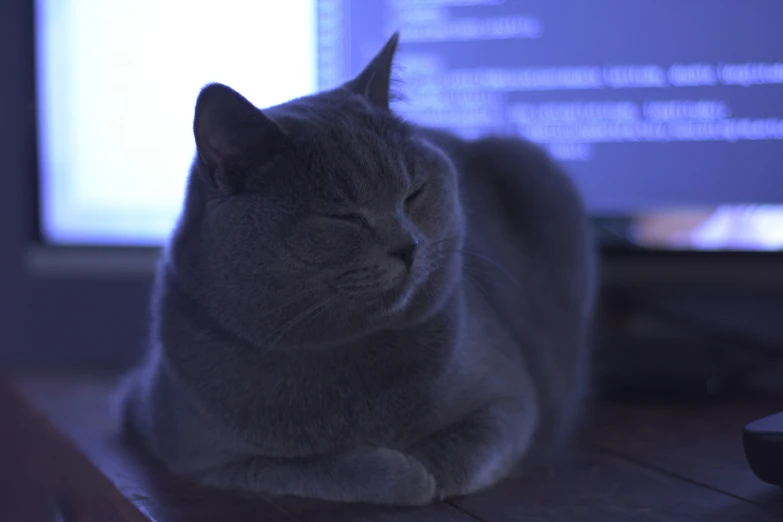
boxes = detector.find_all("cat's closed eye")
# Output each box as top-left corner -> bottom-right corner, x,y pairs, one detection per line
325,213 -> 370,229
405,185 -> 425,209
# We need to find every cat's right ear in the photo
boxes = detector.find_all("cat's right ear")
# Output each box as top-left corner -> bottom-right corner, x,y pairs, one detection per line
193,83 -> 287,190
344,32 -> 400,110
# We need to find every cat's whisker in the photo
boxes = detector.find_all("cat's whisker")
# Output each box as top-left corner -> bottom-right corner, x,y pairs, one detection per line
267,295 -> 335,346
255,288 -> 319,321
418,275 -> 436,308
462,264 -> 501,292
431,248 -> 521,291
286,297 -> 336,343
429,236 -> 462,249
459,250 -> 521,290
463,272 -> 492,305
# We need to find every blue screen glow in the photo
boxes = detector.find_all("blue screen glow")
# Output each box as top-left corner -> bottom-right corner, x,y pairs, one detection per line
37,1 -> 783,249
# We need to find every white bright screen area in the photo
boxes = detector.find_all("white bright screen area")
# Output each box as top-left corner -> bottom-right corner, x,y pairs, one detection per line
37,0 -> 317,245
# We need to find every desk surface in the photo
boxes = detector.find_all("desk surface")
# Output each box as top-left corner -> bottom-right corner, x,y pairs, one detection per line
3,373 -> 783,522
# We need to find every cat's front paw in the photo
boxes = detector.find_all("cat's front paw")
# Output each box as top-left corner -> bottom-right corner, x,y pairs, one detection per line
385,449 -> 437,506
344,447 -> 436,506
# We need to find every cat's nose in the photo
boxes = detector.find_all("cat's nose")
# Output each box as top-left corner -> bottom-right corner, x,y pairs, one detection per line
389,239 -> 418,271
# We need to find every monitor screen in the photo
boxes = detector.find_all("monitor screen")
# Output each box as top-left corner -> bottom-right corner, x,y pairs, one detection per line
36,0 -> 783,250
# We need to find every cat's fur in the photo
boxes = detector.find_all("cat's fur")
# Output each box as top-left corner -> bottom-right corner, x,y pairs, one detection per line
115,33 -> 597,505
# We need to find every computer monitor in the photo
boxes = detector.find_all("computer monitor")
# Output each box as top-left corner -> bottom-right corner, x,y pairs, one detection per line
35,0 -> 783,251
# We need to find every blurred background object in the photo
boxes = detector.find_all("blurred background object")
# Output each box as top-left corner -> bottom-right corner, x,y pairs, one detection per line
2,0 -> 782,394
33,0 -> 783,251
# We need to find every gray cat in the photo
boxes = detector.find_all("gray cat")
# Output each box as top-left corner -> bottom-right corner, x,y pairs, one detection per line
115,33 -> 597,505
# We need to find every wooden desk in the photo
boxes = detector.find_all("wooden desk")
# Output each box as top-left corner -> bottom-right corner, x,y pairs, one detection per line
2,374 -> 782,522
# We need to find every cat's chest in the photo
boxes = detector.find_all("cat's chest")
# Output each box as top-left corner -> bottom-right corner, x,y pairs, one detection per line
454,283 -> 528,391
240,338 -> 453,445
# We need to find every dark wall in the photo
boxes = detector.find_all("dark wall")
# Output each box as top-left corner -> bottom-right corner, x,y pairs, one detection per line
1,1 -> 152,370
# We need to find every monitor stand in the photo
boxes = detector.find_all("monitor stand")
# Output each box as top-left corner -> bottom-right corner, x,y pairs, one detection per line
744,410 -> 783,486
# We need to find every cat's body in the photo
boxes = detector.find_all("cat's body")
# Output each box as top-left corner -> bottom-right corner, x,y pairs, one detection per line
116,34 -> 597,505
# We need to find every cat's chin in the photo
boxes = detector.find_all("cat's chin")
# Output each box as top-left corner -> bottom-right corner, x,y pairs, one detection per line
336,256 -> 458,330
384,279 -> 419,316
371,272 -> 444,325
361,273 -> 422,323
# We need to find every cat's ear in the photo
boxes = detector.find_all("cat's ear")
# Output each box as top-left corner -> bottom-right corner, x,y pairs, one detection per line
193,83 -> 287,187
344,32 -> 400,110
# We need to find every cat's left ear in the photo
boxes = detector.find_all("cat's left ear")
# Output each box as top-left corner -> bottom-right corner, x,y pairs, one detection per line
193,83 -> 288,190
344,32 -> 400,110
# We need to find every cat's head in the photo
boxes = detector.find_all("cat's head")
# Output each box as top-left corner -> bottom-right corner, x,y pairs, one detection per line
168,33 -> 464,348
